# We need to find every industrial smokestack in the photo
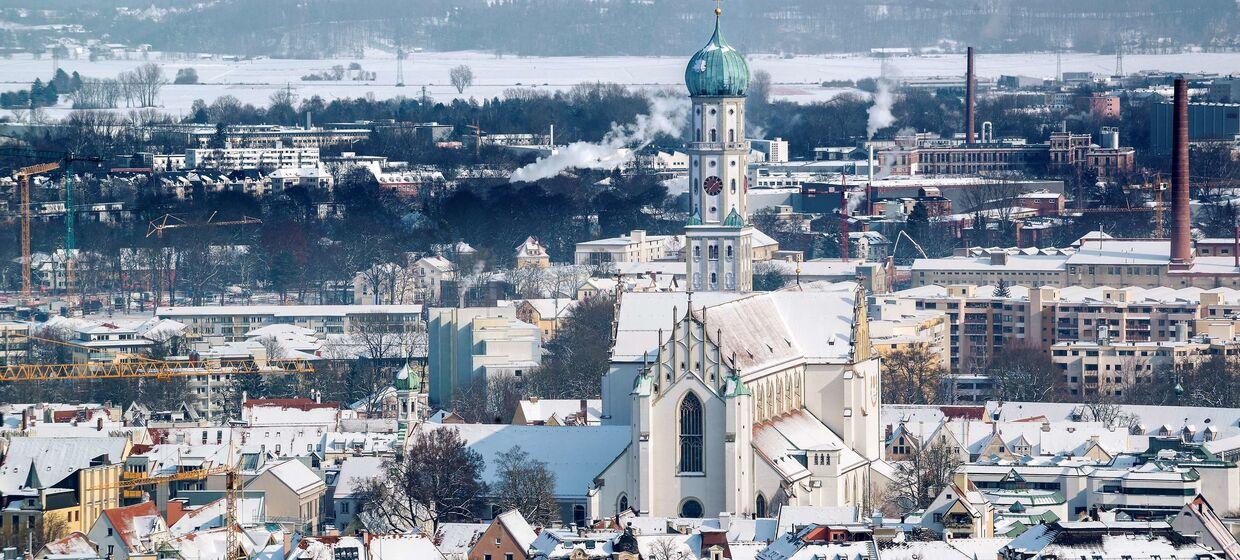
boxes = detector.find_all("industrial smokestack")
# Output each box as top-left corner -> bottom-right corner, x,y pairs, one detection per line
1171,78 -> 1192,266
840,214 -> 850,262
966,47 -> 976,144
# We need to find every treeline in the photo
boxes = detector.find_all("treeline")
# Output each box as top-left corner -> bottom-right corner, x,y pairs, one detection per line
0,69 -> 81,109
45,0 -> 1240,58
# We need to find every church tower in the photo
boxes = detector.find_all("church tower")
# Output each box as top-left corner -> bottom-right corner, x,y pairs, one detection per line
685,6 -> 754,292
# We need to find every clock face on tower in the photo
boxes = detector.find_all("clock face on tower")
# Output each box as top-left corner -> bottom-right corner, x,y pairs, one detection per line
704,176 -> 723,196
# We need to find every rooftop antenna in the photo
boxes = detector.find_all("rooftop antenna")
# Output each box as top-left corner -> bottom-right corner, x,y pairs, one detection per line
396,47 -> 406,87
1115,42 -> 1124,77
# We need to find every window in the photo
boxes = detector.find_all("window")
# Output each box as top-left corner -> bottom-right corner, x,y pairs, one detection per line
506,555 -> 514,560
679,393 -> 704,473
680,498 -> 704,518
755,494 -> 767,518
618,494 -> 629,512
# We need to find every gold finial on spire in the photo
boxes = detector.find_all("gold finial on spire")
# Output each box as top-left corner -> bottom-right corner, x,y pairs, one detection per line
714,0 -> 722,17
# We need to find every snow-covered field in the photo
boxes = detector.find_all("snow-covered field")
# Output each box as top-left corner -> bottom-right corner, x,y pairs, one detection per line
0,50 -> 1236,119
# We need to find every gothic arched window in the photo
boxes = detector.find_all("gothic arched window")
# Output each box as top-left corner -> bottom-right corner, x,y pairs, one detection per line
679,393 -> 704,473
618,494 -> 629,512
756,494 -> 767,518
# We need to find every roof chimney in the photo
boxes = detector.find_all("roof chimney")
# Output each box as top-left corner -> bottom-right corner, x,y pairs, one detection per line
965,47 -> 976,144
1171,78 -> 1193,267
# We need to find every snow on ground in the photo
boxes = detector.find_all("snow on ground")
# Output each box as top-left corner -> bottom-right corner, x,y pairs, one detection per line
1,50 -> 1237,119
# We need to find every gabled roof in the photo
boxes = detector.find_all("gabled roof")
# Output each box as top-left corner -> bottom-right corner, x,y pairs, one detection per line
495,510 -> 538,552
100,501 -> 164,551
259,459 -> 324,495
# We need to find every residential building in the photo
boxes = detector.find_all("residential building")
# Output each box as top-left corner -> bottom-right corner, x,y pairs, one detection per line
156,304 -> 424,344
0,321 -> 29,365
881,283 -> 1240,376
466,510 -> 538,560
999,519 -> 1225,559
0,437 -> 127,536
188,125 -> 370,150
515,237 -> 551,269
511,398 -> 601,426
240,460 -> 325,534
86,502 -> 169,560
574,230 -> 683,266
184,147 -> 319,172
512,299 -> 575,340
921,473 -> 995,539
426,307 -> 542,406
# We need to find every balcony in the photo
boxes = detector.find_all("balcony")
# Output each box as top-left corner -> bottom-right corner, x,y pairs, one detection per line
943,514 -> 974,529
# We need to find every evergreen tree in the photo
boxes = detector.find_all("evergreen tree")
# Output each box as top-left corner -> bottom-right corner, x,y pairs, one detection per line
906,201 -> 930,242
70,71 -> 83,92
52,69 -> 71,91
29,78 -> 43,105
994,278 -> 1011,298
42,83 -> 58,106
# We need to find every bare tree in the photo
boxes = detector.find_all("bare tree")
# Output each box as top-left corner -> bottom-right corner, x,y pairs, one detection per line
494,446 -> 560,526
449,375 -> 525,424
450,65 -> 475,94
888,441 -> 962,510
646,538 -> 693,560
880,344 -> 947,405
130,63 -> 167,107
984,347 -> 1063,402
349,313 -> 424,416
355,428 -> 486,534
0,514 -> 70,554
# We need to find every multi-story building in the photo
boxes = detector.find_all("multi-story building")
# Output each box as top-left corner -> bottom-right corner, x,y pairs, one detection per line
1051,334 -> 1240,398
911,239 -> 1240,289
881,283 -> 1240,376
425,307 -> 542,406
185,147 -> 319,171
879,130 -> 1134,178
0,321 -> 30,365
156,304 -> 423,345
188,125 -> 370,149
1150,101 -> 1240,153
574,230 -> 683,266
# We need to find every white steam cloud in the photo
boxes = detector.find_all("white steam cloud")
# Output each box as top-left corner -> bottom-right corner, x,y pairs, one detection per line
510,95 -> 692,183
866,79 -> 896,139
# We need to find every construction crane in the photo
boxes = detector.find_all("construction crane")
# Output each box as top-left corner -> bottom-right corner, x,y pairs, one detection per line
15,161 -> 60,298
892,229 -> 928,259
98,451 -> 247,560
5,151 -> 103,300
0,357 -> 313,382
147,212 -> 263,238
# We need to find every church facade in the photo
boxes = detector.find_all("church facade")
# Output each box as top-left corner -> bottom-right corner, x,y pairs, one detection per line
591,10 -> 889,522
595,283 -> 887,519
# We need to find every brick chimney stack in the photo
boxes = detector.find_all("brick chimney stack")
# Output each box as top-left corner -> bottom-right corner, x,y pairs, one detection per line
965,47 -> 976,144
1170,78 -> 1193,267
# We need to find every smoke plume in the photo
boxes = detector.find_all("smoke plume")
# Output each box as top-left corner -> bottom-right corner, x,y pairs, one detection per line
866,79 -> 896,139
510,95 -> 692,183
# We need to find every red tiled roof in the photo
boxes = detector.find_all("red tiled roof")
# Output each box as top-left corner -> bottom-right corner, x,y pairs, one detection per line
101,501 -> 163,551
